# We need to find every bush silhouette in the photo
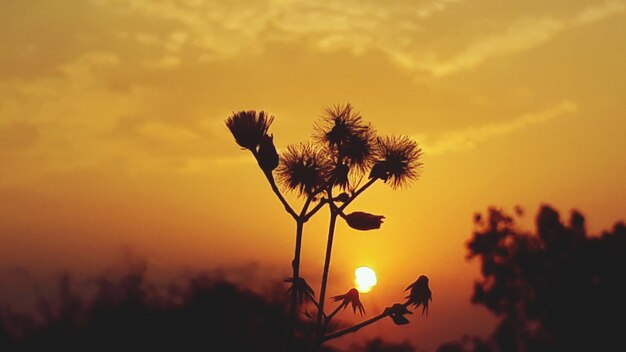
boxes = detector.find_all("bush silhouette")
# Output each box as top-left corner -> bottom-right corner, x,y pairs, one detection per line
438,205 -> 626,352
0,267 -> 419,352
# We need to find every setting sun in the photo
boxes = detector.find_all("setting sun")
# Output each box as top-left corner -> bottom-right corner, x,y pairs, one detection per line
355,266 -> 378,293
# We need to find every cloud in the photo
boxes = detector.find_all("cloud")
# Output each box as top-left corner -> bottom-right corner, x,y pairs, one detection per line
415,18 -> 564,76
4,0 -> 623,83
95,0 -> 461,62
418,100 -> 578,156
92,0 -> 623,78
417,0 -> 464,18
412,0 -> 625,76
0,0 -> 620,182
573,0 -> 625,25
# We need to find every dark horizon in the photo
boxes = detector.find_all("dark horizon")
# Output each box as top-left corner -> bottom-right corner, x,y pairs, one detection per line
2,205 -> 625,352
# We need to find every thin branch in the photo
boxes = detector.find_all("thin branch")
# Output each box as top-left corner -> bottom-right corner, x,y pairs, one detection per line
324,302 -> 412,343
338,178 -> 377,212
250,150 -> 298,220
303,199 -> 327,221
322,303 -> 343,335
306,292 -> 326,319
287,197 -> 317,351
314,188 -> 338,345
264,169 -> 299,220
323,311 -> 390,342
300,195 -> 315,218
302,179 -> 335,221
287,220 -> 305,352
325,304 -> 343,324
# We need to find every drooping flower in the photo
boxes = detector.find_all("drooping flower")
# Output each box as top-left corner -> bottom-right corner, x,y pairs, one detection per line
332,288 -> 365,316
370,135 -> 422,189
257,133 -> 279,171
276,143 -> 330,197
384,303 -> 413,325
225,110 -> 274,151
343,211 -> 385,231
405,275 -> 432,315
314,103 -> 376,173
285,277 -> 315,305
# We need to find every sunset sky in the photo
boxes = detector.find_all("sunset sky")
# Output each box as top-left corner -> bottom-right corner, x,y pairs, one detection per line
1,0 -> 625,350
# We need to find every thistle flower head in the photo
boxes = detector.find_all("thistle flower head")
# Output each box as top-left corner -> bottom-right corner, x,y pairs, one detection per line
370,135 -> 422,189
405,275 -> 432,315
332,288 -> 365,316
277,142 -> 330,197
225,110 -> 274,151
328,162 -> 350,189
314,103 -> 376,172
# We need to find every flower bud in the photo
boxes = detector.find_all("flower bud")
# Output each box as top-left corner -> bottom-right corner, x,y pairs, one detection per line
334,192 -> 350,203
344,211 -> 385,231
257,134 -> 279,171
369,162 -> 389,181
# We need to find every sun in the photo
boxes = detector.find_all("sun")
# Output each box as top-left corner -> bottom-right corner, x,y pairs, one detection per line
355,266 -> 377,293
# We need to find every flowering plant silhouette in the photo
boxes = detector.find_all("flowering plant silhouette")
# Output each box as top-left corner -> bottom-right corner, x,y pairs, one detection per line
226,104 -> 432,352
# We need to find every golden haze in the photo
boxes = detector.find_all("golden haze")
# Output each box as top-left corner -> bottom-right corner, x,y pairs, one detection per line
1,1 -> 625,350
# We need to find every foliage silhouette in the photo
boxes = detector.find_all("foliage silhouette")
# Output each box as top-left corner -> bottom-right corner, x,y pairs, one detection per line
225,104 -> 431,351
0,267 -> 419,352
437,205 -> 626,352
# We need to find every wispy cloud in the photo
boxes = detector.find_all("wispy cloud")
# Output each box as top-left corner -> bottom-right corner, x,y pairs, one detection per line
418,100 -> 578,156
415,18 -> 564,76
573,0 -> 625,25
413,0 -> 625,76
4,0 -> 623,82
97,0 -> 463,62
95,0 -> 623,77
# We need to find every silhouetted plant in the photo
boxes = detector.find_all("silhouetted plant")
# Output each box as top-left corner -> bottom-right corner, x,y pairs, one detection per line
226,103 -> 431,351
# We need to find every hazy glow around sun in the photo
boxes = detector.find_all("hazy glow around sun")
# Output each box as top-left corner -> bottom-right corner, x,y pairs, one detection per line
355,266 -> 377,293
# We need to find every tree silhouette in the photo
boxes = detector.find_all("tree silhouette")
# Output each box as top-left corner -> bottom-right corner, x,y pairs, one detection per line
439,205 -> 626,352
226,104 -> 432,351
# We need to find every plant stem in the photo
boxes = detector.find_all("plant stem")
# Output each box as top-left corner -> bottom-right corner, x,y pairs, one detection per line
309,179 -> 378,350
322,311 -> 389,342
249,148 -> 314,351
305,292 -> 325,317
264,169 -> 299,220
287,219 -> 305,352
314,192 -> 338,349
251,149 -> 299,220
287,195 -> 315,352
322,303 -> 343,335
303,199 -> 327,221
339,178 -> 377,212
326,304 -> 343,324
323,302 -> 411,343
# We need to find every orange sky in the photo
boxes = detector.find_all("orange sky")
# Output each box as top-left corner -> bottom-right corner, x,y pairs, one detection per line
1,1 -> 625,350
